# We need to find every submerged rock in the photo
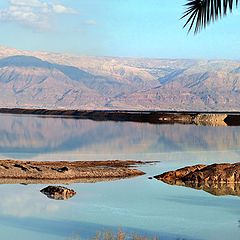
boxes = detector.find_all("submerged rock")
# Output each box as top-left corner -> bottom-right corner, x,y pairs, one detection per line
40,186 -> 76,200
154,163 -> 240,196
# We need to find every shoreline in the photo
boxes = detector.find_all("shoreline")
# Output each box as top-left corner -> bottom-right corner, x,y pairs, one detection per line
0,108 -> 239,125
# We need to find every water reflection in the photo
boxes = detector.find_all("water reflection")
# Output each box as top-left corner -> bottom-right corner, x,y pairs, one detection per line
159,180 -> 240,197
0,114 -> 240,160
0,175 -> 239,240
0,114 -> 239,240
0,214 -> 194,240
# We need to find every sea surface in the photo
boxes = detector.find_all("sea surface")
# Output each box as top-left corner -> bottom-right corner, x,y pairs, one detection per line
0,113 -> 239,240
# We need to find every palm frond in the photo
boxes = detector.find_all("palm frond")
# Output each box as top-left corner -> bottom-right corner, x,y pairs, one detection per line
182,0 -> 239,34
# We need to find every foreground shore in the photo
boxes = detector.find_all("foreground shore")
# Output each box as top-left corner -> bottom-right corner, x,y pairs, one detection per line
0,108 -> 240,125
0,160 -> 145,184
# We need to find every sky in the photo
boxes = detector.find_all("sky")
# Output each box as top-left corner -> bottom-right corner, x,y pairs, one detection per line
0,0 -> 239,59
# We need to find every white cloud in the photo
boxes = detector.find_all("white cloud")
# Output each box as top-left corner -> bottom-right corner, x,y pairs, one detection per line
52,4 -> 77,14
0,189 -> 60,217
0,0 -> 77,31
9,0 -> 47,8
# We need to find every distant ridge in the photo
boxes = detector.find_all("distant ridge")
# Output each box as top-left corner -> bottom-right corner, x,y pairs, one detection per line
0,55 -> 92,79
0,46 -> 239,111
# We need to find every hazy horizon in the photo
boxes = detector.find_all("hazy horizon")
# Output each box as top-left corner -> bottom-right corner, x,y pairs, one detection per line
1,44 -> 240,61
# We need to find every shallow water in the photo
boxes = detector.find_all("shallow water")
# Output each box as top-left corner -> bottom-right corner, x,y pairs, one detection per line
0,114 -> 239,240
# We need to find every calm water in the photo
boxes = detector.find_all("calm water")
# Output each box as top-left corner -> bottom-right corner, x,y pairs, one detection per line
0,114 -> 239,240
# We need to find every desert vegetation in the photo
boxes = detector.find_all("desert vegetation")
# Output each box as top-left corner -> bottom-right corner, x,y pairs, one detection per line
66,230 -> 159,240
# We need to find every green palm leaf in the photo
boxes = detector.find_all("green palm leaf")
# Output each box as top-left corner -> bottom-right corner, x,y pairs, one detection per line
182,0 -> 239,34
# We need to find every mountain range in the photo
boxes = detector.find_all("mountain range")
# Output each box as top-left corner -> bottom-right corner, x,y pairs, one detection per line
0,46 -> 239,111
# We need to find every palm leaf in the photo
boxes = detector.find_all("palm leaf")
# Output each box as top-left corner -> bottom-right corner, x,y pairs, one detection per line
182,0 -> 239,34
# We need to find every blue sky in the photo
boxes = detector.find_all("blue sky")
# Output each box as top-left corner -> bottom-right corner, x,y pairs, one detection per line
0,0 -> 239,59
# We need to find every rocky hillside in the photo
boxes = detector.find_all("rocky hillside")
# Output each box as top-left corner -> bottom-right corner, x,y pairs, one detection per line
0,46 -> 239,110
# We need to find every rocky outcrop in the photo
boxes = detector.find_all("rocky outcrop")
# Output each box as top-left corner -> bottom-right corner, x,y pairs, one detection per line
193,114 -> 228,126
183,163 -> 240,183
40,186 -> 76,200
155,164 -> 207,184
0,159 -> 145,182
154,163 -> 240,196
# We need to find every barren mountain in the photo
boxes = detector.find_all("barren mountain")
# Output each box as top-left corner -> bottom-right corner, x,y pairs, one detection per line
0,46 -> 239,110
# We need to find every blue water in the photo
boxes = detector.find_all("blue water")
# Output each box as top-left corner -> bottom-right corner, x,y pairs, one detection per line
0,114 -> 239,240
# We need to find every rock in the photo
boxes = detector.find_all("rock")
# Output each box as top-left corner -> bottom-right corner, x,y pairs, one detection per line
40,186 -> 76,200
154,163 -> 240,196
182,163 -> 240,183
0,159 -> 145,182
193,114 -> 228,126
156,164 -> 206,184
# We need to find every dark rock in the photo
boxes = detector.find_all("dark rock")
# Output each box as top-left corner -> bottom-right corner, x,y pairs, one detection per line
51,167 -> 69,173
155,164 -> 206,184
40,186 -> 76,200
182,163 -> 240,183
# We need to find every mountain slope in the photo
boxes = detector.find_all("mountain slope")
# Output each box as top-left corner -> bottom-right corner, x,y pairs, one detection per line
0,56 -> 107,109
112,61 -> 240,111
0,46 -> 239,111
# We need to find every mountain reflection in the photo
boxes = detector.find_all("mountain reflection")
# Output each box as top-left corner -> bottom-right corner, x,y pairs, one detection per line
0,114 -> 240,159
